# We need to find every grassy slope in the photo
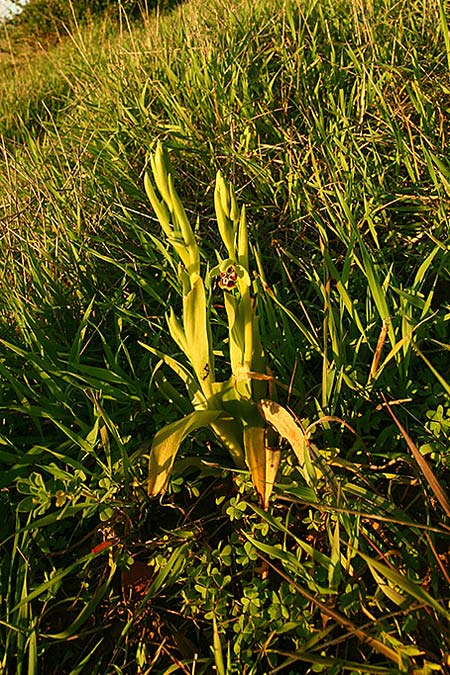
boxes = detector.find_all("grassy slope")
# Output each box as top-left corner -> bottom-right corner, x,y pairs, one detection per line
0,0 -> 449,673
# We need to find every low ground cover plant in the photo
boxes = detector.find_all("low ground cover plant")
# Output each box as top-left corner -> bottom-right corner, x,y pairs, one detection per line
0,0 -> 449,673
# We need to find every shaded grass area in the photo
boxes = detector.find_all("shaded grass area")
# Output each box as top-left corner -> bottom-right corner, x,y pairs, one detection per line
0,0 -> 449,673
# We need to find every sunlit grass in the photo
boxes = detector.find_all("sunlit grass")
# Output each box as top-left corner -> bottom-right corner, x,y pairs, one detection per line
0,0 -> 449,672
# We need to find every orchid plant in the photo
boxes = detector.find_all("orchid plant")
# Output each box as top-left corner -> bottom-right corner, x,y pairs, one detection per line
141,143 -> 283,508
142,143 -> 328,505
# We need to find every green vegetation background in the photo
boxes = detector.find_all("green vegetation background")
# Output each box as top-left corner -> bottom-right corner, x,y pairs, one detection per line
0,0 -> 449,673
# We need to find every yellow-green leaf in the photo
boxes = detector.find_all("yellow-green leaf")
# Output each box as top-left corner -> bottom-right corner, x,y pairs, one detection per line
258,399 -> 316,485
244,426 -> 280,509
148,410 -> 224,495
143,172 -> 172,239
150,142 -> 171,205
183,275 -> 215,396
167,308 -> 188,356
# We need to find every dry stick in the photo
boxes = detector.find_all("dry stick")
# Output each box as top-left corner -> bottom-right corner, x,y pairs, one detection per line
273,498 -> 450,536
287,358 -> 298,407
368,317 -> 389,382
383,396 -> 450,520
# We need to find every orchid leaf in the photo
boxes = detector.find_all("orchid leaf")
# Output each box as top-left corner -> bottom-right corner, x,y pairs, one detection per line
244,425 -> 280,510
148,409 -> 225,495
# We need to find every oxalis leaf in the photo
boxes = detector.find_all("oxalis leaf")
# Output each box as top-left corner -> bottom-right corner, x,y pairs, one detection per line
148,410 -> 226,495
